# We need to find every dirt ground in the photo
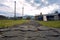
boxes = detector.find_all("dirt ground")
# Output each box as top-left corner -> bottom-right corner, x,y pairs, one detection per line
0,20 -> 60,40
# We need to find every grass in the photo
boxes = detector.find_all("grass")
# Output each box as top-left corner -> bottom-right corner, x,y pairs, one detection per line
0,20 -> 28,28
38,21 -> 60,28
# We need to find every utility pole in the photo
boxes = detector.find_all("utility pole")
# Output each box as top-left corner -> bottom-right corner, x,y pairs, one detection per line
14,1 -> 16,20
22,6 -> 24,17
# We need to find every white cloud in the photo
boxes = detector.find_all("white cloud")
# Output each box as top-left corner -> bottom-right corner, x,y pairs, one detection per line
0,0 -> 60,17
42,0 -> 46,2
42,0 -> 48,4
45,1 -> 48,4
40,4 -> 60,14
30,0 -> 34,3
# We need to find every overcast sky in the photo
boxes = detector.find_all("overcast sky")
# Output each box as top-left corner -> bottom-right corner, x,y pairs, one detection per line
0,0 -> 60,17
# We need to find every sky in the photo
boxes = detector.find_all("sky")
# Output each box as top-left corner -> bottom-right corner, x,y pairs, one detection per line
0,0 -> 60,17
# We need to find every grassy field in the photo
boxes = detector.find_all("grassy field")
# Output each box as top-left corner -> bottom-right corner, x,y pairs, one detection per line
38,21 -> 60,28
0,20 -> 28,28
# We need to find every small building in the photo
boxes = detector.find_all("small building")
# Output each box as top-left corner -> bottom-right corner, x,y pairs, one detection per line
35,15 -> 43,21
23,15 -> 35,20
35,13 -> 43,21
43,11 -> 60,21
16,17 -> 22,20
0,15 -> 8,20
35,11 -> 60,21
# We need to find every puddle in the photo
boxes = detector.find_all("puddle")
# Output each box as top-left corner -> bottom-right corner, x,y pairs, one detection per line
0,31 -> 3,35
27,30 -> 37,32
20,30 -> 27,32
27,36 -> 32,38
52,29 -> 60,34
0,31 -> 4,37
2,35 -> 18,38
46,35 -> 60,37
37,28 -> 45,31
37,28 -> 51,31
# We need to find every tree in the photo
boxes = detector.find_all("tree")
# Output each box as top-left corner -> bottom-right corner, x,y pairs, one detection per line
55,11 -> 59,14
26,16 -> 31,20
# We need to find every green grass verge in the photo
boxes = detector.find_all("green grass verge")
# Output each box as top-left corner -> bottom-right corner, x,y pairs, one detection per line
38,21 -> 60,28
0,20 -> 28,28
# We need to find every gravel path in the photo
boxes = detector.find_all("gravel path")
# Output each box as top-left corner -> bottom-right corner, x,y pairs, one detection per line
0,20 -> 60,40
